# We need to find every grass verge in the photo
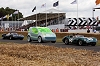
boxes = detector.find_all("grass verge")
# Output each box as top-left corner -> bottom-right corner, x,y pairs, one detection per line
0,43 -> 99,66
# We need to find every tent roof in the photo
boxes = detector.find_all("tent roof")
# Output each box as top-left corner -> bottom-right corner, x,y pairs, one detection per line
41,8 -> 64,13
94,7 -> 100,9
19,8 -> 66,21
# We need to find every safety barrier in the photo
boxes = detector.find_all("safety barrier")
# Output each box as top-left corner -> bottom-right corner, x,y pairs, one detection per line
51,29 -> 68,32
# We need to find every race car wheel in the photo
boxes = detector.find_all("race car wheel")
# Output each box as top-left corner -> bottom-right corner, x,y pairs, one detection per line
78,40 -> 83,46
38,36 -> 43,43
2,34 -> 6,39
27,36 -> 32,42
51,41 -> 56,43
9,36 -> 13,40
2,37 -> 5,39
64,38 -> 69,45
20,38 -> 23,40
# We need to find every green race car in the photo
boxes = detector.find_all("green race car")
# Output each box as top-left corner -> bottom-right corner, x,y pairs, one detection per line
62,35 -> 97,46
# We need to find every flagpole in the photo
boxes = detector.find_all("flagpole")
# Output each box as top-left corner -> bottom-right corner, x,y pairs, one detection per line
45,3 -> 47,27
77,0 -> 78,29
1,17 -> 3,31
18,10 -> 19,30
7,14 -> 9,31
58,0 -> 60,32
12,14 -> 14,30
32,6 -> 37,26
93,8 -> 95,19
15,15 -> 16,31
36,12 -> 37,27
36,7 -> 37,27
12,14 -> 13,21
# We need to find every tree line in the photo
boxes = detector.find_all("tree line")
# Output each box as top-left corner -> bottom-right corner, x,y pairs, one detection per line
0,7 -> 23,21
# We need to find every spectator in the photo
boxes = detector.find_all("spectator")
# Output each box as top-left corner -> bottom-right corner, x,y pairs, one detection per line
71,33 -> 75,37
75,33 -> 79,37
87,29 -> 90,33
76,33 -> 79,35
56,28 -> 59,32
93,29 -> 96,33
52,29 -> 55,32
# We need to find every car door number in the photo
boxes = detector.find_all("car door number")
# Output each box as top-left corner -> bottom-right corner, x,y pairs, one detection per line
69,38 -> 73,42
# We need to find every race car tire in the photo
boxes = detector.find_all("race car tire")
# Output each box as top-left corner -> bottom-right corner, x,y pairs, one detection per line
38,36 -> 43,43
78,40 -> 83,46
64,38 -> 69,45
27,36 -> 32,42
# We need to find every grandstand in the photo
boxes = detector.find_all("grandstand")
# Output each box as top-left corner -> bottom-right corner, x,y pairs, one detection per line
0,8 -> 99,32
19,8 -> 98,30
19,8 -> 66,30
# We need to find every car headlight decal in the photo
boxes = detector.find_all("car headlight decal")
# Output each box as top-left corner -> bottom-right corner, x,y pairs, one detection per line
87,38 -> 93,40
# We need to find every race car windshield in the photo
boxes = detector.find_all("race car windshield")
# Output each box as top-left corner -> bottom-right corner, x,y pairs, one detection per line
76,35 -> 84,37
12,33 -> 18,35
38,28 -> 52,32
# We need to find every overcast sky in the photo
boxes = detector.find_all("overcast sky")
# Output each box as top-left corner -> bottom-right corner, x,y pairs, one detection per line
0,0 -> 100,18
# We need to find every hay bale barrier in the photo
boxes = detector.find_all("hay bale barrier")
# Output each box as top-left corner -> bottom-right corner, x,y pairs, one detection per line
0,43 -> 100,66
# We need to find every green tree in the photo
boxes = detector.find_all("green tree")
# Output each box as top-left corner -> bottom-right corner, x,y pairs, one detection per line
0,7 -> 23,21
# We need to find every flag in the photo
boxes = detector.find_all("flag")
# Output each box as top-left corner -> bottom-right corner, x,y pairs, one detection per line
9,14 -> 12,17
6,14 -> 10,20
0,17 -> 3,21
95,0 -> 100,5
71,0 -> 77,4
32,6 -> 36,12
41,3 -> 46,8
53,1 -> 59,7
3,15 -> 6,19
0,17 -> 2,20
13,11 -> 19,14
